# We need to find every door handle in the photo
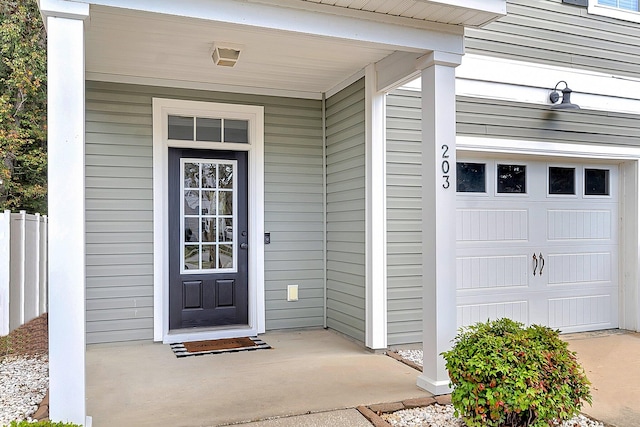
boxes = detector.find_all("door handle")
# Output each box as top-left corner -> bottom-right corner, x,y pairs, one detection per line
539,253 -> 544,276
532,253 -> 538,276
240,242 -> 248,250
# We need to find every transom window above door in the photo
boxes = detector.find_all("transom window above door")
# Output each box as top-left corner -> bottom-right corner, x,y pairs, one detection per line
169,115 -> 249,143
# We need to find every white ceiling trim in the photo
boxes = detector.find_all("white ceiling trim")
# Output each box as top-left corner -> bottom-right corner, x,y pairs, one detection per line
325,69 -> 366,99
85,72 -> 325,100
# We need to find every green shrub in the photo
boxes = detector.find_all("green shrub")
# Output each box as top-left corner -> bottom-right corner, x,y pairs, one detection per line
4,421 -> 81,427
441,318 -> 591,427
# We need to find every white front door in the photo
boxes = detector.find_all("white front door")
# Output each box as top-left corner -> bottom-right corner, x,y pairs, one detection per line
456,155 -> 619,333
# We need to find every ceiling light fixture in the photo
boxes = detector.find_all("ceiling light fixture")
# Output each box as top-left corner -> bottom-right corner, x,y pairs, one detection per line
549,80 -> 580,110
212,43 -> 242,68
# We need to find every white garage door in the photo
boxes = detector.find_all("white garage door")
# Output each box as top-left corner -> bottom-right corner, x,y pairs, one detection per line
456,155 -> 619,333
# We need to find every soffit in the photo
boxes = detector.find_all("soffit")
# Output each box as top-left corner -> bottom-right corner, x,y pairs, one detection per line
84,1 -> 504,97
85,6 -> 398,97
301,0 -> 505,27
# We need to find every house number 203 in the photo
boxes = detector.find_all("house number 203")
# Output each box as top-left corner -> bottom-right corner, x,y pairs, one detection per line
441,144 -> 451,189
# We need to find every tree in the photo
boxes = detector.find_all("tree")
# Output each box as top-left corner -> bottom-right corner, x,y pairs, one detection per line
0,0 -> 47,214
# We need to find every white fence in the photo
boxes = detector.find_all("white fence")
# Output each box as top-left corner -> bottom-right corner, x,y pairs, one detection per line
0,210 -> 48,336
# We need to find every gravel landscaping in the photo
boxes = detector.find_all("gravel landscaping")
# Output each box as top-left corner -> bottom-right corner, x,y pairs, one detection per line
0,355 -> 48,425
391,350 -> 604,427
0,314 -> 49,425
382,405 -> 605,427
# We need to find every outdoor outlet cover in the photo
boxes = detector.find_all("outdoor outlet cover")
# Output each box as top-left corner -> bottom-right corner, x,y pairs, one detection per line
287,285 -> 298,302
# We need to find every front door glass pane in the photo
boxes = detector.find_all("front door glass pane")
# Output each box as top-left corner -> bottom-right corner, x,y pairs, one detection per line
218,191 -> 233,215
181,159 -> 237,273
585,168 -> 610,196
202,163 -> 217,188
456,162 -> 486,193
201,191 -> 216,215
497,164 -> 526,194
184,218 -> 199,242
549,167 -> 576,195
184,190 -> 199,215
219,164 -> 234,189
219,244 -> 233,268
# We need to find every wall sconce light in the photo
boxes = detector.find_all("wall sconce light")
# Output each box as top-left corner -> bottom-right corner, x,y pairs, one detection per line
549,81 -> 580,110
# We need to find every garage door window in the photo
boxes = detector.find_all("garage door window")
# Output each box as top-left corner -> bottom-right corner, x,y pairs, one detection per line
549,167 -> 575,195
497,164 -> 526,194
457,162 -> 486,193
585,168 -> 610,196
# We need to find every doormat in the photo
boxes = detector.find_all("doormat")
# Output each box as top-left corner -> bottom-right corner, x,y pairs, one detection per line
170,336 -> 271,358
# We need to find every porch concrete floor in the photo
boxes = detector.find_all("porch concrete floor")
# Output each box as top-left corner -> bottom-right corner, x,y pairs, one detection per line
564,330 -> 640,427
86,329 -> 431,427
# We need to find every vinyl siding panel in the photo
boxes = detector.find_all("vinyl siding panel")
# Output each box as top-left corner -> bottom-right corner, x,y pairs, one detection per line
85,81 -> 324,344
385,88 -> 640,345
465,0 -> 640,78
325,78 -> 366,343
457,95 -> 640,147
386,89 -> 423,346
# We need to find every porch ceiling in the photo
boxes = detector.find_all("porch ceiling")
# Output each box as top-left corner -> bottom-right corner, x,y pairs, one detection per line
85,5 -> 400,98
83,0 -> 505,98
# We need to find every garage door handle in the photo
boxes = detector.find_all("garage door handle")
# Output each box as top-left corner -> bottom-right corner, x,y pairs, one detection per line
539,253 -> 544,276
532,253 -> 538,276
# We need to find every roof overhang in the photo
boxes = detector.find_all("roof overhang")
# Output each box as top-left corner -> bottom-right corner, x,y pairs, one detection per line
40,0 -> 507,98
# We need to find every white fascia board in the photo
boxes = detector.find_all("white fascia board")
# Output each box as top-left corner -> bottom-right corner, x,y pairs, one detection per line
79,0 -> 464,53
402,54 -> 640,115
457,136 -> 640,160
376,50 -> 463,93
456,54 -> 640,100
39,0 -> 89,20
421,0 -> 506,15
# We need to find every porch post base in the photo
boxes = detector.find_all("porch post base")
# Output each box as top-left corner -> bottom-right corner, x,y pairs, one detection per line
416,374 -> 453,396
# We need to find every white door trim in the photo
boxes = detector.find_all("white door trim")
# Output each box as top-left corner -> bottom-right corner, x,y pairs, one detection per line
457,135 -> 640,332
152,98 -> 265,343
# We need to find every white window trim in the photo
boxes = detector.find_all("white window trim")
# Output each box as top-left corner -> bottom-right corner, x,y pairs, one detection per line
152,98 -> 265,344
588,1 -> 640,24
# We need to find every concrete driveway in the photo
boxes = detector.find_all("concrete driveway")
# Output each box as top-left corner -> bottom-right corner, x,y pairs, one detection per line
564,330 -> 640,427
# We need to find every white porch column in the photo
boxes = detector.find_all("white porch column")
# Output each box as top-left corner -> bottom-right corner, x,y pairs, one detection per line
365,64 -> 388,349
416,51 -> 462,395
40,0 -> 90,423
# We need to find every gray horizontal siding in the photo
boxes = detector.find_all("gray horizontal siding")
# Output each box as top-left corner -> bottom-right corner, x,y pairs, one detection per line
325,78 -> 366,343
386,89 -> 423,346
457,95 -> 640,146
465,0 -> 640,78
85,81 -> 324,344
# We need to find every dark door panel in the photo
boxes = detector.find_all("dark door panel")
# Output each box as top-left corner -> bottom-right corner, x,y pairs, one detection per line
168,148 -> 248,330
